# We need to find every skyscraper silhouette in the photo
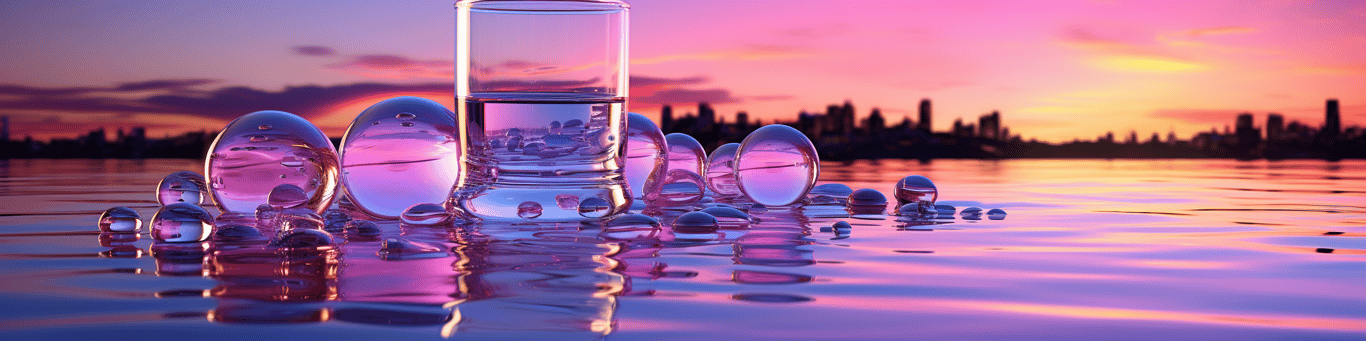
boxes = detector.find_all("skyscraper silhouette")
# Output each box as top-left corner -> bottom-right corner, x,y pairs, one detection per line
917,99 -> 932,132
1266,113 -> 1284,141
660,105 -> 674,132
1324,98 -> 1341,140
0,115 -> 8,142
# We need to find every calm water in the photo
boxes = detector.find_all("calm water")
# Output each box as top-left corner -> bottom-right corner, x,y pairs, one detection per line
1,159 -> 1363,340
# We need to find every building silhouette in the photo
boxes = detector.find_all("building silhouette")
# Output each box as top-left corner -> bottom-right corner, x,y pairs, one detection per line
917,99 -> 932,132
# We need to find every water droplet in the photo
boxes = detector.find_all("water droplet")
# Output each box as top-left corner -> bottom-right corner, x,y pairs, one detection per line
960,207 -> 983,220
255,204 -> 279,220
848,188 -> 888,207
249,135 -> 270,142
400,203 -> 451,225
673,211 -> 719,233
275,208 -> 324,231
895,175 -> 938,207
746,203 -> 768,214
98,206 -> 142,233
699,206 -> 752,225
665,133 -> 706,178
987,208 -> 1007,220
506,128 -> 522,137
735,125 -> 818,206
322,209 -> 350,224
207,110 -> 339,213
338,99 -> 461,218
564,119 -> 584,128
624,112 -> 668,201
213,224 -> 267,243
156,171 -> 206,206
658,169 -> 705,205
544,194 -> 577,210
517,201 -> 543,219
935,204 -> 956,216
577,197 -> 612,218
706,143 -> 742,198
896,203 -> 929,218
809,183 -> 853,205
832,220 -> 852,232
150,203 -> 214,243
272,228 -> 333,248
267,184 -> 309,209
548,120 -> 562,134
599,213 -> 661,240
377,238 -> 447,260
346,220 -> 382,237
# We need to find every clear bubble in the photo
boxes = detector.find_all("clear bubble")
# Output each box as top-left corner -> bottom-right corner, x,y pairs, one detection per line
832,221 -> 852,231
746,203 -> 768,214
377,238 -> 447,260
624,113 -> 668,201
213,224 -> 267,243
658,169 -> 705,205
267,184 -> 308,209
578,197 -> 612,218
705,143 -> 742,198
207,110 -> 339,213
672,211 -> 719,233
599,213 -> 661,241
275,207 -> 324,231
736,124 -> 819,206
98,206 -> 142,233
150,203 -> 214,243
848,188 -> 888,206
339,97 -> 461,218
555,194 -> 581,210
346,220 -> 382,237
156,171 -> 206,206
894,175 -> 938,211
935,204 -> 956,216
960,207 -> 983,220
664,133 -> 706,178
987,208 -> 1007,220
896,203 -> 926,217
699,206 -> 752,225
273,228 -> 333,248
517,201 -> 543,219
401,203 -> 451,225
255,204 -> 279,221
809,183 -> 853,205
322,209 -> 351,224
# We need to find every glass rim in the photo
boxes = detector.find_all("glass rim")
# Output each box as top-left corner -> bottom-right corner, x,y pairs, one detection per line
457,0 -> 628,12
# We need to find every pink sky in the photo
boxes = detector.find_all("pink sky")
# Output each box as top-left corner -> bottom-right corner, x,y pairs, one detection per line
1,0 -> 1363,142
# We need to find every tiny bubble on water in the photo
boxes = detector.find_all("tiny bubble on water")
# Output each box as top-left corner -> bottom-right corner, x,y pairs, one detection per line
98,206 -> 142,233
578,197 -> 612,218
960,207 -> 984,220
673,211 -> 719,233
150,203 -> 214,243
272,228 -> 333,248
517,201 -> 543,219
987,208 -> 1007,220
401,203 -> 451,226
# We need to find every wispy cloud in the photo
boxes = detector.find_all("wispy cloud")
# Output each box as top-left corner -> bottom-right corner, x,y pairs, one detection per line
1183,26 -> 1256,37
327,54 -> 454,80
292,45 -> 336,57
633,44 -> 815,65
1060,26 -> 1208,73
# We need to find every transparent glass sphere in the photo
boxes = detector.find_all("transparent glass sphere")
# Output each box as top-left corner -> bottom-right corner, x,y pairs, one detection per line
150,203 -> 214,243
206,110 -> 340,214
624,112 -> 668,201
340,97 -> 461,218
735,125 -> 819,206
664,133 -> 706,178
705,143 -> 742,198
156,171 -> 206,206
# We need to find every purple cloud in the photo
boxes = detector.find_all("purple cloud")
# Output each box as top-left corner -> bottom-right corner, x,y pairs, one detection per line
293,45 -> 336,57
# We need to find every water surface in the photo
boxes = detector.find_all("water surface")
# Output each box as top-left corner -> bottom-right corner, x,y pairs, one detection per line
1,159 -> 1363,340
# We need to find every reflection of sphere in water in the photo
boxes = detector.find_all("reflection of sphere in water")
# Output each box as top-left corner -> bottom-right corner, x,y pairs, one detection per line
736,125 -> 819,206
206,110 -> 339,214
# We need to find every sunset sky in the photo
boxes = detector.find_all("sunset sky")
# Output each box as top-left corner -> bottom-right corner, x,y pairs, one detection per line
1,0 -> 1363,142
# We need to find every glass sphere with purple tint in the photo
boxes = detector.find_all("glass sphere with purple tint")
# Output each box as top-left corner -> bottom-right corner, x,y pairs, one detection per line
150,203 -> 214,243
664,133 -> 706,178
156,171 -> 206,206
98,206 -> 141,233
658,169 -> 706,205
340,97 -> 461,218
706,143 -> 742,198
205,110 -> 339,214
735,124 -> 819,206
624,112 -> 668,201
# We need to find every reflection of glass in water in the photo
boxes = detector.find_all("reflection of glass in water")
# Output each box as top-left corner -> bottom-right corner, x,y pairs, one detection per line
446,223 -> 621,338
